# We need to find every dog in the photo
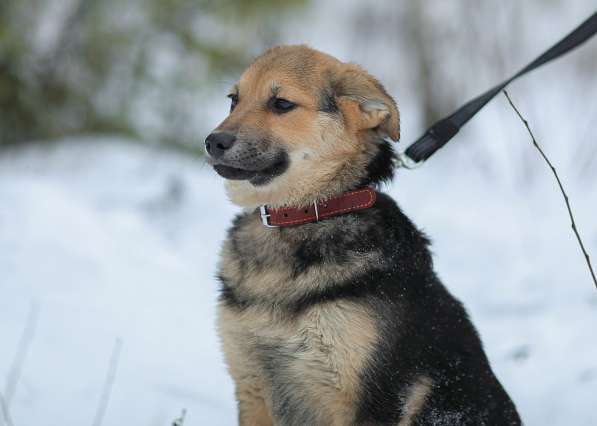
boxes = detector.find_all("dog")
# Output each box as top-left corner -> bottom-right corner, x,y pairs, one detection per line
205,45 -> 521,426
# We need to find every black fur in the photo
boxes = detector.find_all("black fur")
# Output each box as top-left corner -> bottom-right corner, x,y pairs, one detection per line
352,195 -> 520,424
360,138 -> 396,186
318,86 -> 339,113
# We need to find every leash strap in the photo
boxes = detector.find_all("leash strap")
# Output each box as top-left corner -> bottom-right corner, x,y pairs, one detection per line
403,10 -> 597,165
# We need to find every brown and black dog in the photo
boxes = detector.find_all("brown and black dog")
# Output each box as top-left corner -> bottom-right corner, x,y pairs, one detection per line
205,45 -> 521,426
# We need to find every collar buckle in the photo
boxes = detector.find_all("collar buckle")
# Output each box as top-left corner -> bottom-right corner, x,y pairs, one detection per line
259,205 -> 279,228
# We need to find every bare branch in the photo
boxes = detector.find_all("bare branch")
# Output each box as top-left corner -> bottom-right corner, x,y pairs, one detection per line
172,408 -> 187,426
3,302 -> 40,408
503,90 -> 597,290
0,393 -> 14,426
1,301 -> 40,426
92,338 -> 123,426
0,301 -> 40,426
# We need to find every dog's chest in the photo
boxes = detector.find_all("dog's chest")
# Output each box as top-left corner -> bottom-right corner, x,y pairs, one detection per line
216,213 -> 381,422
221,303 -> 343,385
218,300 -> 377,424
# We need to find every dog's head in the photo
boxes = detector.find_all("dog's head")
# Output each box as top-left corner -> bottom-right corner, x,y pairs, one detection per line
205,45 -> 399,208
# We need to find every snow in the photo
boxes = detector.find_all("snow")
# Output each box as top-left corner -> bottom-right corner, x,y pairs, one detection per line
2,2 -> 597,423
1,137 -> 595,425
0,139 -> 237,425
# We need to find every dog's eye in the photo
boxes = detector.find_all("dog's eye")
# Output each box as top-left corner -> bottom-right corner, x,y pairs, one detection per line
268,97 -> 296,114
228,94 -> 239,112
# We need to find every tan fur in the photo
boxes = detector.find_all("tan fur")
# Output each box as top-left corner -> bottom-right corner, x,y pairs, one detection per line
218,299 -> 378,425
218,310 -> 274,426
397,377 -> 433,426
212,45 -> 399,209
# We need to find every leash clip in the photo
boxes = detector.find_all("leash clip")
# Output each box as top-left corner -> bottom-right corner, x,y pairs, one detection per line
259,205 -> 279,228
395,152 -> 424,170
383,136 -> 424,170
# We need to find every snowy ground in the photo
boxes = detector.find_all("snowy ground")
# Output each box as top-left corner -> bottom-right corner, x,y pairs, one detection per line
1,137 -> 596,425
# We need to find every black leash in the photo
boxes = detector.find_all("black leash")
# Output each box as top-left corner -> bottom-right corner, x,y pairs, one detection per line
400,10 -> 597,167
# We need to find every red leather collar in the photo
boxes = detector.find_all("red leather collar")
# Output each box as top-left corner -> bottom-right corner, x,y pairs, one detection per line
259,187 -> 376,228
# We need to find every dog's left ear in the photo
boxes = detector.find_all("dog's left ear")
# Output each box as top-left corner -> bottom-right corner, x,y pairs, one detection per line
332,64 -> 400,141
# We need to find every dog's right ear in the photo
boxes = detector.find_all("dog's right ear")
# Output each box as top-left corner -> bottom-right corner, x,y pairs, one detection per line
331,64 -> 400,141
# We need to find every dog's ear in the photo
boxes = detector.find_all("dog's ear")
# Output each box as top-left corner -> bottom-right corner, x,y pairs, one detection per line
332,64 -> 400,141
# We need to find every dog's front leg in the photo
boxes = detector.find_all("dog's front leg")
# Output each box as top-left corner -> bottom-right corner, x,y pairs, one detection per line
236,385 -> 273,426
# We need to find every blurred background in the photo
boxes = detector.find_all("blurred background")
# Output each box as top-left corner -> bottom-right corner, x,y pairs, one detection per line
1,1 -> 596,425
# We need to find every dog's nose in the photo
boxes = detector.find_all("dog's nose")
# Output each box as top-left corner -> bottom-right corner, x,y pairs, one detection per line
205,132 -> 236,158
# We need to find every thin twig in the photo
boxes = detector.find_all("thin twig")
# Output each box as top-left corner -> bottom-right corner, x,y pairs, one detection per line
504,90 -> 597,290
4,302 -> 40,406
0,393 -> 14,426
172,408 -> 187,426
92,338 -> 123,426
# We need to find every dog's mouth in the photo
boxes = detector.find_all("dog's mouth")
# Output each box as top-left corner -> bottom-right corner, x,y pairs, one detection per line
213,164 -> 259,180
212,152 -> 289,186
